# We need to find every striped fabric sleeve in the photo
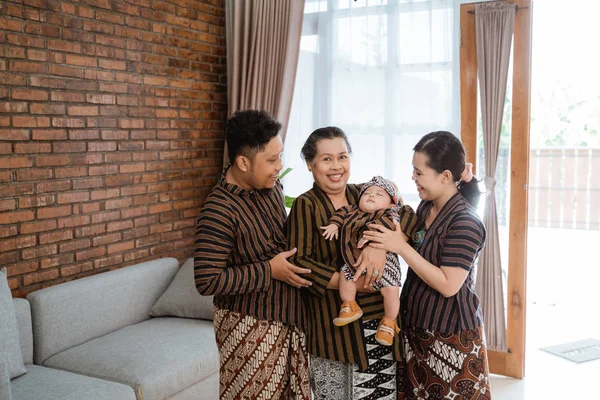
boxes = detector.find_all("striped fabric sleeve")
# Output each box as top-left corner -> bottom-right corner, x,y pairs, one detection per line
194,200 -> 271,296
287,196 -> 337,299
369,209 -> 396,230
327,205 -> 352,228
440,215 -> 485,271
397,203 -> 418,238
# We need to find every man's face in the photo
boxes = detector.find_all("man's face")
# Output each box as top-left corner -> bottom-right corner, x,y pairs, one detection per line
247,135 -> 284,190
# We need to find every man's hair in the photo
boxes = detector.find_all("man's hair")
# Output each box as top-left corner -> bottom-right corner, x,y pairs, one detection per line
226,110 -> 282,165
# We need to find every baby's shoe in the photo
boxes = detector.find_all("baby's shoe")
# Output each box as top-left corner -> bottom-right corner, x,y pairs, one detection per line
333,301 -> 363,326
375,316 -> 400,346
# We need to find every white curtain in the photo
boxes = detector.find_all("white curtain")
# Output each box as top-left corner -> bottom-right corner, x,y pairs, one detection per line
283,0 -> 461,206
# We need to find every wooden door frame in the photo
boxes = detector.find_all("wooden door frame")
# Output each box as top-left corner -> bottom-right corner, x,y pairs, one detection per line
459,0 -> 532,379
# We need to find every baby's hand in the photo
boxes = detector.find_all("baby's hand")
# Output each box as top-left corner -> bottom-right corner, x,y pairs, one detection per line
320,224 -> 339,241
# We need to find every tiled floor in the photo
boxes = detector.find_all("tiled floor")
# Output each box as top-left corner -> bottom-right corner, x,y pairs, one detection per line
489,302 -> 600,399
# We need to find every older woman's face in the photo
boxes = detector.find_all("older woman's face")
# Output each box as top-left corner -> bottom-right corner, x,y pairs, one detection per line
308,137 -> 351,195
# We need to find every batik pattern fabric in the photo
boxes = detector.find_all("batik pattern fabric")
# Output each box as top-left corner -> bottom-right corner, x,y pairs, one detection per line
341,252 -> 402,289
310,319 -> 399,400
397,326 -> 492,400
214,308 -> 310,400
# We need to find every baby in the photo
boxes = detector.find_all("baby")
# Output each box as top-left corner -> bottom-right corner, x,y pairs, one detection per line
321,176 -> 416,346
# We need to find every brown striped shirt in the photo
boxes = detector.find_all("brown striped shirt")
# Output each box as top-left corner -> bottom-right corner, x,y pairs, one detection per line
401,193 -> 486,333
194,172 -> 305,329
286,183 -> 402,371
329,204 -> 417,272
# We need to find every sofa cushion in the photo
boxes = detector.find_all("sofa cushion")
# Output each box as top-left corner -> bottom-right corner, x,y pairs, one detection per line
0,268 -> 26,379
0,360 -> 12,400
27,258 -> 179,365
13,299 -> 33,365
150,258 -> 214,320
10,365 -> 135,400
44,317 -> 219,400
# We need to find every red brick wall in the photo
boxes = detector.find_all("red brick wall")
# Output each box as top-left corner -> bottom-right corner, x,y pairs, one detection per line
0,0 -> 227,296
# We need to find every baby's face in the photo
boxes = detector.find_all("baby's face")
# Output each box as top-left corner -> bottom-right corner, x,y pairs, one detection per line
359,186 -> 393,213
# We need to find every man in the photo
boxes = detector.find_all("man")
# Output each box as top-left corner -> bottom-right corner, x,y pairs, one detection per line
194,110 -> 311,399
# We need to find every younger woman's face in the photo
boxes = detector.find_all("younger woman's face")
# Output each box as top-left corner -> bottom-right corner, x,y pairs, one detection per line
411,151 -> 447,201
309,137 -> 351,196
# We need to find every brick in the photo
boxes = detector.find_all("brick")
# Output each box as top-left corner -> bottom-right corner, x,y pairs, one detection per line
0,236 -> 36,253
124,248 -> 149,262
79,202 -> 101,214
88,142 -> 117,152
49,64 -> 82,78
37,181 -> 71,193
107,240 -> 134,254
52,117 -> 86,128
92,232 -> 121,247
0,225 -> 18,239
68,106 -> 98,116
13,116 -> 51,128
69,129 -> 100,140
73,177 -> 103,189
72,154 -> 103,165
12,88 -> 48,101
91,188 -> 120,200
48,39 -> 81,53
122,226 -> 149,240
41,253 -> 75,269
99,59 -> 127,70
87,93 -> 116,104
51,91 -> 85,102
86,165 -> 116,177
144,76 -> 167,86
107,220 -> 134,232
0,157 -> 33,169
57,191 -> 91,204
32,129 -> 67,141
0,199 -> 16,212
66,54 -> 97,67
101,130 -> 128,140
54,166 -> 88,179
35,155 -> 70,167
23,269 -> 59,286
10,60 -> 46,74
94,254 -> 123,269
106,198 -> 133,210
121,206 -> 147,219
22,244 -> 58,260
37,205 -> 72,219
76,247 -> 106,261
59,239 -> 91,253
149,203 -> 171,214
0,102 -> 28,113
58,215 -> 91,229
30,76 -> 66,89
16,169 -> 53,181
54,142 -> 87,153
75,224 -> 107,238
19,195 -> 55,208
0,17 -> 23,32
14,143 -> 51,153
39,230 -> 74,245
0,46 -> 26,59
24,22 -> 61,37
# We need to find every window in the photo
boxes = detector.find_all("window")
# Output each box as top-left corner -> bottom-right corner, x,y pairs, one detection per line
284,0 -> 460,206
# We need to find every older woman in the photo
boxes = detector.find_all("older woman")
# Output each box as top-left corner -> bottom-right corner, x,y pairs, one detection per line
286,127 -> 403,400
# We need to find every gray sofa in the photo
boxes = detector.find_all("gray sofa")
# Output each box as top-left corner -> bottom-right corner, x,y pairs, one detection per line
9,258 -> 219,400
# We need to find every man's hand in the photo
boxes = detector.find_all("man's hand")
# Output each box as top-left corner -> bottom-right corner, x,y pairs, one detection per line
320,224 -> 339,241
353,246 -> 386,288
270,248 -> 312,289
